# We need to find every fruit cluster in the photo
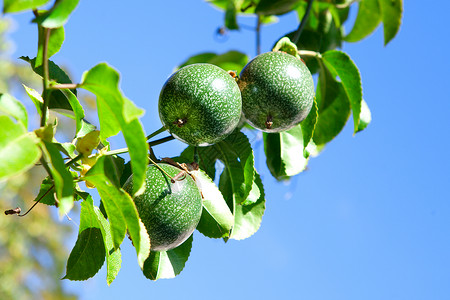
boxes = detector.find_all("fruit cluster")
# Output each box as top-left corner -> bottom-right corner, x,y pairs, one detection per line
125,50 -> 315,252
159,50 -> 315,146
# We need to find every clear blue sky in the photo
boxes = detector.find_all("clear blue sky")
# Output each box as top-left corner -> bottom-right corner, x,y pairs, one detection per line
6,1 -> 450,299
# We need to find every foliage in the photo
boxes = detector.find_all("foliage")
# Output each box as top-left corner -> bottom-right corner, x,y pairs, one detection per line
0,17 -> 77,299
0,0 -> 402,285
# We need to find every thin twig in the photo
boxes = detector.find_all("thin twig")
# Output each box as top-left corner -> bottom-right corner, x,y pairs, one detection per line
298,49 -> 322,58
149,135 -> 175,147
40,28 -> 52,127
104,136 -> 176,156
292,0 -> 314,45
49,83 -> 79,90
65,153 -> 84,167
256,15 -> 262,55
146,126 -> 166,140
18,185 -> 55,217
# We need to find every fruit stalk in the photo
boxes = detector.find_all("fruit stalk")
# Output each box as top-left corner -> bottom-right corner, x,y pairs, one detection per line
292,0 -> 314,44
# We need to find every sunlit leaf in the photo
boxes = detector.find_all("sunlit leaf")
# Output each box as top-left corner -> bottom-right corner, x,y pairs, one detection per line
357,99 -> 371,132
63,198 -> 106,281
224,171 -> 266,240
33,0 -> 80,28
76,193 -> 122,285
178,51 -> 248,74
0,93 -> 28,128
263,125 -> 308,180
22,84 -> 43,117
35,177 -> 55,205
345,0 -> 381,43
35,26 -> 64,68
255,0 -> 300,15
84,156 -> 150,268
313,80 -> 351,145
41,141 -> 74,216
225,0 -> 239,30
20,56 -> 76,111
379,0 -> 403,45
301,97 -> 318,154
60,89 -> 85,135
3,0 -> 50,13
0,116 -> 41,182
192,169 -> 234,239
322,50 -> 362,133
81,63 -> 148,196
142,235 -> 193,280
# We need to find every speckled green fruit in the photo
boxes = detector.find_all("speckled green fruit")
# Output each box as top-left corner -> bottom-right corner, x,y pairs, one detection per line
238,51 -> 315,132
159,63 -> 242,146
123,164 -> 202,252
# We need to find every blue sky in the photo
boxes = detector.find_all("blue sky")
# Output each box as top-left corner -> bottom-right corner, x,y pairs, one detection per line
6,1 -> 450,299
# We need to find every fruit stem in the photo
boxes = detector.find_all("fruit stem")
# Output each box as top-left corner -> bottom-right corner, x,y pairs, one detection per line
149,135 -> 175,147
104,136 -> 176,156
292,0 -> 314,45
65,153 -> 84,167
148,156 -> 177,183
146,126 -> 166,140
49,83 -> 79,90
265,115 -> 273,129
193,147 -> 199,164
298,50 -> 322,59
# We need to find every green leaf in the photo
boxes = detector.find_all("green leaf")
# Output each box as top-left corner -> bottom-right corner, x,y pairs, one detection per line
2,0 -> 50,13
179,51 -> 248,74
0,116 -> 41,182
142,235 -> 193,280
241,177 -> 261,206
301,97 -> 318,154
57,142 -> 77,159
35,27 -> 64,68
76,193 -> 122,285
322,50 -> 362,134
357,99 -> 371,132
63,198 -> 106,281
76,119 -> 97,139
225,0 -> 239,30
255,0 -> 300,15
229,172 -> 266,240
60,89 -> 85,135
313,81 -> 351,145
41,141 -> 74,216
178,53 -> 218,68
33,0 -> 80,28
20,56 -> 76,111
263,125 -> 308,180
35,177 -> 55,205
84,156 -> 150,268
0,93 -> 28,128
379,0 -> 403,45
180,130 -> 254,204
344,0 -> 381,43
285,7 -> 343,73
192,170 -> 234,239
22,84 -> 43,117
81,63 -> 148,196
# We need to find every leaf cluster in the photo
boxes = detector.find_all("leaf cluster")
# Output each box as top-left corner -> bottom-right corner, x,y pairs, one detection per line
0,0 -> 402,284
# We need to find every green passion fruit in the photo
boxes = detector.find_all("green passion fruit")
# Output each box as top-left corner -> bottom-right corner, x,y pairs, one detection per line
238,51 -> 315,132
123,163 -> 202,252
158,63 -> 242,146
